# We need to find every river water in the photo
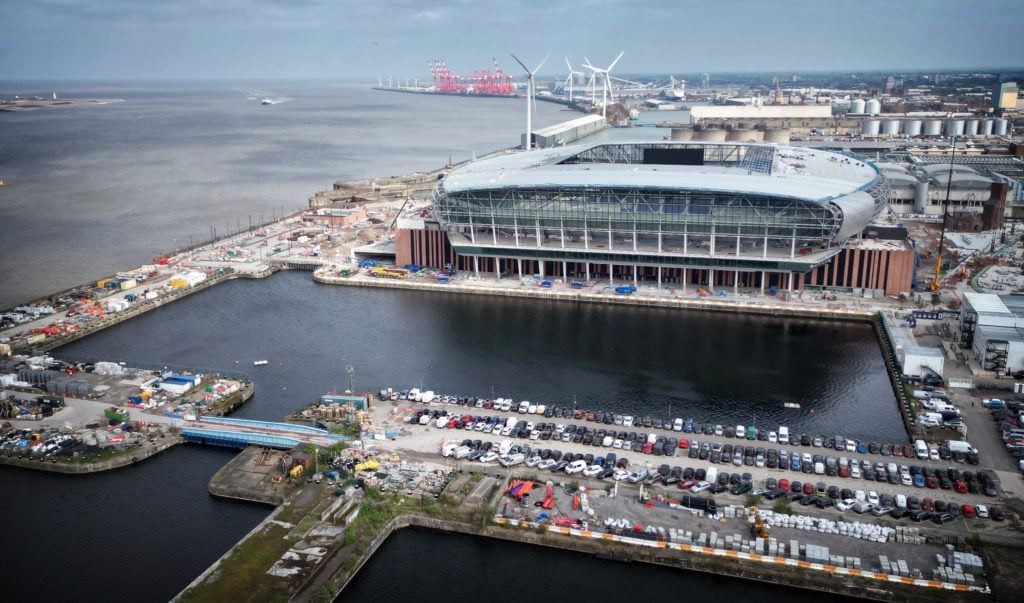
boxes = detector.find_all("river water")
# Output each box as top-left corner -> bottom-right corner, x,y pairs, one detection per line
0,81 -> 899,601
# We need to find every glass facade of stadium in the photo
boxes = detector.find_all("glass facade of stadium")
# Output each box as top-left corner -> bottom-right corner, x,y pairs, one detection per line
396,143 -> 913,295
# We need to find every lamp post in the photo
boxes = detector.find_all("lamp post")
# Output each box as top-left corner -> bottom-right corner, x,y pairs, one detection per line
931,137 -> 957,292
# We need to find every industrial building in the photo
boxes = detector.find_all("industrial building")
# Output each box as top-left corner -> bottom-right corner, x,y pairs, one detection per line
958,292 -> 1024,377
396,140 -> 919,296
877,159 -> 1008,230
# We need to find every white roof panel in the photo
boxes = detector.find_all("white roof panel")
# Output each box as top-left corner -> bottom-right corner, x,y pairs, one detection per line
442,141 -> 879,205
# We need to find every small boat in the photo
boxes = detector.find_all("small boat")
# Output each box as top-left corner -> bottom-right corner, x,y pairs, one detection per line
783,402 -> 801,409
253,360 -> 269,366
260,98 -> 274,105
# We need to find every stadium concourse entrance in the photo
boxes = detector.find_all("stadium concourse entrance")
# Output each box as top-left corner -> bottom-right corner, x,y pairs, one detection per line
464,254 -> 798,295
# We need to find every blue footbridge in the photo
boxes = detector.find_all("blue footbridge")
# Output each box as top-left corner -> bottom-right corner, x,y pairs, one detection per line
171,415 -> 351,449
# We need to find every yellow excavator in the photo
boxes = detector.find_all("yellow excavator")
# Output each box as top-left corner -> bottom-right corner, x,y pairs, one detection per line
749,506 -> 769,538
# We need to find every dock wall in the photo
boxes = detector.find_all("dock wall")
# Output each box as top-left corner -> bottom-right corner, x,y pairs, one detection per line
313,273 -> 876,323
0,433 -> 182,474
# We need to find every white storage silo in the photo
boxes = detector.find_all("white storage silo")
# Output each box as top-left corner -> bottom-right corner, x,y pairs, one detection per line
850,99 -> 866,114
923,120 -> 943,136
994,118 -> 1009,136
903,120 -> 922,137
865,99 -> 881,115
861,120 -> 881,137
882,120 -> 901,136
965,120 -> 979,136
980,119 -> 994,136
945,120 -> 965,136
914,180 -> 929,213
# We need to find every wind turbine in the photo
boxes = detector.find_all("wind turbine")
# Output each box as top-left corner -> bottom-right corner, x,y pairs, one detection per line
511,54 -> 548,150
563,58 -> 584,102
583,51 -> 624,118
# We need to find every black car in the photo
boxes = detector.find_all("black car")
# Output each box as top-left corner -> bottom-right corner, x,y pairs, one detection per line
932,512 -> 955,524
910,510 -> 931,522
814,497 -> 835,509
709,483 -> 729,494
890,507 -> 910,520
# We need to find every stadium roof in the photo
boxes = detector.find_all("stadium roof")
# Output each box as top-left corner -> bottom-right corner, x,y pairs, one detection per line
442,141 -> 880,205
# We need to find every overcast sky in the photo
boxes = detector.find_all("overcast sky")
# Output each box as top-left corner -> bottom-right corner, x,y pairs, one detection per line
2,0 -> 1022,80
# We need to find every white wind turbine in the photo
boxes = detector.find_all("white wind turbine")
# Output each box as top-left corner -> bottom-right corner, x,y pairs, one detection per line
563,58 -> 584,102
583,51 -> 624,118
511,54 -> 548,150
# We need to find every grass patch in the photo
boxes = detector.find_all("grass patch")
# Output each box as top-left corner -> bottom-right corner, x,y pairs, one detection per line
177,522 -> 294,603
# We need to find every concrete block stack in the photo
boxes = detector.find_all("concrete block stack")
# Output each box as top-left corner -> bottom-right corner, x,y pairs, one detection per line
804,543 -> 830,564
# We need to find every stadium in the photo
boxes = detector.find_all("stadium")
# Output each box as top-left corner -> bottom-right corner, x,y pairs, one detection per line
396,141 -> 916,296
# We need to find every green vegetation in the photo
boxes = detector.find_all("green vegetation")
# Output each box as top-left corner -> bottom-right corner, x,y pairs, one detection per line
772,498 -> 794,515
177,522 -> 293,603
744,494 -> 763,507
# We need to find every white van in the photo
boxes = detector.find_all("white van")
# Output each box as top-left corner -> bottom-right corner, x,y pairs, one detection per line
919,413 -> 942,427
500,453 -> 526,467
706,467 -> 719,484
564,459 -> 587,474
914,439 -> 929,460
947,440 -> 977,454
517,401 -> 530,414
778,426 -> 789,442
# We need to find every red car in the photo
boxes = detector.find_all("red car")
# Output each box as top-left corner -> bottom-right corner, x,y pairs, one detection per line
925,475 -> 938,489
962,504 -> 976,519
803,482 -> 814,495
838,465 -> 850,478
892,445 -> 904,457
779,478 -> 790,491
679,479 -> 698,490
678,439 -> 689,449
923,497 -> 935,511
954,481 -> 968,494
903,444 -> 916,457
643,442 -> 654,454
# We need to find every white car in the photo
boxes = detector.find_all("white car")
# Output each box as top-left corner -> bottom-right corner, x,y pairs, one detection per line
850,465 -> 861,479
529,430 -> 540,440
565,460 -> 587,474
867,491 -> 879,506
627,468 -> 650,483
612,468 -> 630,481
525,455 -> 543,467
613,439 -> 624,449
479,451 -> 499,463
536,459 -> 557,471
582,464 -> 603,477
976,504 -> 990,519
690,480 -> 711,493
929,448 -> 940,461
623,416 -> 634,427
836,498 -> 856,512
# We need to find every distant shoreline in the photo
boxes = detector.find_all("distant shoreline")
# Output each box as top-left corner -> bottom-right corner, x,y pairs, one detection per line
0,98 -> 123,111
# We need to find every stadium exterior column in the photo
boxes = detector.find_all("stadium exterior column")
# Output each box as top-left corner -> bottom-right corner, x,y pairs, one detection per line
760,271 -> 766,294
633,265 -> 638,286
517,258 -> 523,281
562,261 -> 567,283
734,270 -> 739,293
735,235 -> 741,257
787,272 -> 794,292
709,268 -> 715,289
682,268 -> 687,291
474,256 -> 479,278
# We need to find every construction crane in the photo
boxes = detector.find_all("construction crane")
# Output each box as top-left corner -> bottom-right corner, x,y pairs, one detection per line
774,76 -> 783,105
931,138 -> 958,292
749,506 -> 769,538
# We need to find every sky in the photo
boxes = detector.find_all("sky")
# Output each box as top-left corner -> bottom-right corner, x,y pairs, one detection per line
1,0 -> 1022,80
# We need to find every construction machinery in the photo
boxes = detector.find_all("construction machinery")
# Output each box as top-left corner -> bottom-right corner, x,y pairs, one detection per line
749,506 -> 769,538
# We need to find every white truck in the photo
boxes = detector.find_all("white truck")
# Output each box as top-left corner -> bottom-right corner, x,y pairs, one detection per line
947,440 -> 977,454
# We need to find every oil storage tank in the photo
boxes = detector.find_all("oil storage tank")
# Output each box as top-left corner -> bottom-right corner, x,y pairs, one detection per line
699,127 -> 728,142
861,120 -> 881,137
965,119 -> 979,136
945,120 -> 964,136
865,99 -> 881,115
914,180 -> 929,213
881,120 -> 901,136
903,120 -> 922,137
923,120 -> 943,136
850,99 -> 866,114
980,119 -> 994,136
994,118 -> 1009,136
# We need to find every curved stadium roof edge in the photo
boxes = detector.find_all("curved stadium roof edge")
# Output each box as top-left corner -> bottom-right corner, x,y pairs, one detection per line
442,141 -> 882,206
